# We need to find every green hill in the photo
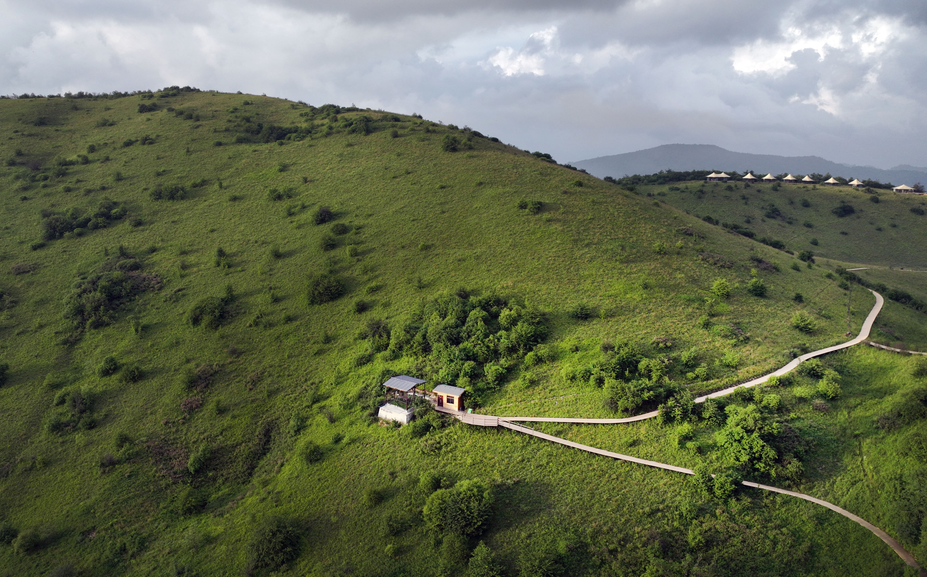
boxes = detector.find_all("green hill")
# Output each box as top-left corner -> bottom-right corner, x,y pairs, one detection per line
0,89 -> 926,576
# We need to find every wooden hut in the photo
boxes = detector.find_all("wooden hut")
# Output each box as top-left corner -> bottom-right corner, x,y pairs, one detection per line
432,384 -> 466,412
378,375 -> 426,424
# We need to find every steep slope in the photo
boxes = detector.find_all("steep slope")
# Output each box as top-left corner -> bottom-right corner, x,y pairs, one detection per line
0,90 -> 915,576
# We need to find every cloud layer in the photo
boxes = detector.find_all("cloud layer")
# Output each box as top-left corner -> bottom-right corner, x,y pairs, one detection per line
2,0 -> 925,168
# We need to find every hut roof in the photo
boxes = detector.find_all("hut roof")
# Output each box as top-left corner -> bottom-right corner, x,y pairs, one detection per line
763,173 -> 777,180
802,175 -> 815,182
433,384 -> 466,397
783,174 -> 797,181
743,173 -> 758,180
894,184 -> 915,191
849,179 -> 863,186
824,177 -> 840,184
383,375 -> 426,392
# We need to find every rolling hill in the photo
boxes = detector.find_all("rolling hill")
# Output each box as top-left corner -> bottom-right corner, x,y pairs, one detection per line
0,89 -> 926,576
573,144 -> 927,187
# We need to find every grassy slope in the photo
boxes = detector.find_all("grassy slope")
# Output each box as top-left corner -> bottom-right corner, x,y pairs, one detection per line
0,91 -> 920,576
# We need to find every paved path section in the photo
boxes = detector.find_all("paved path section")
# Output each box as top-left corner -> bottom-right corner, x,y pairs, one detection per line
442,290 -> 925,573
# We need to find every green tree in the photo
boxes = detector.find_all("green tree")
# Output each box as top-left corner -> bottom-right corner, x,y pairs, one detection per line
469,541 -> 503,577
423,479 -> 493,537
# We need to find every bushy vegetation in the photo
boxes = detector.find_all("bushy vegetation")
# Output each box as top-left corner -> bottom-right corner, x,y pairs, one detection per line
246,516 -> 302,572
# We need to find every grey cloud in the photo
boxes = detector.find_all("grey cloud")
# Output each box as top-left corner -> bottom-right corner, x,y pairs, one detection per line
256,0 -> 629,22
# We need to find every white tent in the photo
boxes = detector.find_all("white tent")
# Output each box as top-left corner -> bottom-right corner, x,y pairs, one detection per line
762,173 -> 777,182
893,184 -> 915,193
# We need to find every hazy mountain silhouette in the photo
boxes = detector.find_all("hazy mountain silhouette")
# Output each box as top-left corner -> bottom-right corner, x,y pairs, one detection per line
574,144 -> 927,186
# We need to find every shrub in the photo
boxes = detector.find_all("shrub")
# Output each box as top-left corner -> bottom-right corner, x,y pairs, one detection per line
569,303 -> 593,320
214,246 -> 231,268
423,479 -> 493,537
913,358 -> 927,378
798,359 -> 826,378
442,134 -> 460,152
319,235 -> 337,251
313,206 -> 333,225
418,470 -> 446,494
121,364 -> 144,383
331,222 -> 348,235
303,441 -> 323,464
97,356 -> 119,377
246,517 -> 301,572
12,527 -> 42,555
469,541 -> 503,577
711,278 -> 732,300
305,274 -> 345,306
793,292 -> 804,303
187,443 -> 210,475
818,374 -> 842,400
187,296 -> 230,329
831,203 -> 856,217
797,250 -> 815,263
363,488 -> 385,509
0,362 -> 8,387
0,522 -> 18,544
746,277 -> 767,297
791,311 -> 816,333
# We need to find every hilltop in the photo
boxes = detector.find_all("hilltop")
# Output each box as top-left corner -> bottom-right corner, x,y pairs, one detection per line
573,144 -> 927,187
0,89 -> 925,576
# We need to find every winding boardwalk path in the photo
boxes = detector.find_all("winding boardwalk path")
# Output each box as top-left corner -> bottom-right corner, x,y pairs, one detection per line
440,289 -> 925,573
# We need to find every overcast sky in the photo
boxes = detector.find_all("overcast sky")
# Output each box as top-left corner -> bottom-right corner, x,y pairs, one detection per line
2,0 -> 926,168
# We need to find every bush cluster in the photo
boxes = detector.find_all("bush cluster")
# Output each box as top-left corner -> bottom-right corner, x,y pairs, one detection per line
149,184 -> 187,201
63,255 -> 161,336
41,198 -> 126,240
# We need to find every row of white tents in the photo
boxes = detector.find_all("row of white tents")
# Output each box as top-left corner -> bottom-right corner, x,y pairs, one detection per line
705,172 -> 918,192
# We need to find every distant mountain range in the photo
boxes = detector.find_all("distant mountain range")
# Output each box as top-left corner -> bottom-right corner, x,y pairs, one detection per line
573,144 -> 927,186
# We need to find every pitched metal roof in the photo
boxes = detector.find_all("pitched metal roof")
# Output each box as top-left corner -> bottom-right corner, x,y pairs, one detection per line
383,375 -> 426,392
433,384 -> 466,396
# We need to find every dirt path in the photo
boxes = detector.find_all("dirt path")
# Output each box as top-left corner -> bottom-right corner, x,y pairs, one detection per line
444,290 -> 925,573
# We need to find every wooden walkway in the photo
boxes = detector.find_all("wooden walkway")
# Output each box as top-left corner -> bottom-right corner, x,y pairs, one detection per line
867,342 -> 927,356
438,290 -> 924,573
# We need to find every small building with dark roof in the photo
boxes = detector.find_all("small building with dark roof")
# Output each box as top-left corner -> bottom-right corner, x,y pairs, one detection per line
432,384 -> 466,412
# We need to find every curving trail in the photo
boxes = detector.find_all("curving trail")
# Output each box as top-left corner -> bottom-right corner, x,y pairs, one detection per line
443,290 -> 926,573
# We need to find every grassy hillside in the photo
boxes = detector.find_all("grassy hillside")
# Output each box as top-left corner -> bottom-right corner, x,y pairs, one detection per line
0,89 -> 924,576
639,179 -> 927,269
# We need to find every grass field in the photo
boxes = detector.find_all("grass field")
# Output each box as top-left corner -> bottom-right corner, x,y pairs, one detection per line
0,90 -> 926,576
